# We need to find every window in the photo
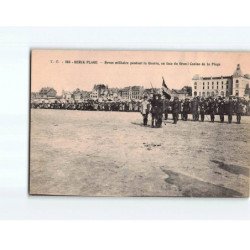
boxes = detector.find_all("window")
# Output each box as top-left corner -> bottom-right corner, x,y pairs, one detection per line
236,79 -> 239,83
194,86 -> 197,89
194,91 -> 197,96
207,92 -> 210,96
212,82 -> 214,85
226,85 -> 229,89
217,81 -> 219,85
235,90 -> 239,96
203,82 -> 205,85
203,86 -> 205,89
221,86 -> 223,89
208,86 -> 209,89
221,81 -> 224,84
212,86 -> 214,89
236,84 -> 239,88
221,91 -> 224,97
202,92 -> 205,97
217,86 -> 219,89
194,82 -> 197,85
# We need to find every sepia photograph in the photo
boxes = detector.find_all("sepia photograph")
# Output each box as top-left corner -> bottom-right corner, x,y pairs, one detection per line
29,50 -> 250,197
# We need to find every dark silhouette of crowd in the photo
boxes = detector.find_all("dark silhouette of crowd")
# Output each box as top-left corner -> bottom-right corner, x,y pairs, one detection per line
31,99 -> 141,112
31,95 -> 250,126
140,94 -> 249,127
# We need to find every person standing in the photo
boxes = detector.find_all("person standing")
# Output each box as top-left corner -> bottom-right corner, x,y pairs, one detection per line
235,97 -> 243,124
150,94 -> 157,127
155,94 -> 163,128
199,97 -> 206,122
140,96 -> 150,126
162,96 -> 170,120
172,96 -> 180,124
208,97 -> 216,122
182,98 -> 190,121
227,96 -> 234,124
218,97 -> 225,123
191,97 -> 199,121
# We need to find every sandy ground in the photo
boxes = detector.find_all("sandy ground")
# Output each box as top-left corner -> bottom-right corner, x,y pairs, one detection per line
29,109 -> 250,197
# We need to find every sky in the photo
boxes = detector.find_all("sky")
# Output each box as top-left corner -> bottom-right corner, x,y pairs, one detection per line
31,50 -> 250,94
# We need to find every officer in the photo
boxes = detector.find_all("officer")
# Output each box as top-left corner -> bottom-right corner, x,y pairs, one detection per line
227,96 -> 234,124
140,95 -> 150,126
191,97 -> 199,121
155,94 -> 163,128
182,98 -> 190,121
162,96 -> 170,120
217,97 -> 225,123
235,97 -> 243,124
208,97 -> 216,122
172,96 -> 180,124
199,97 -> 206,122
150,94 -> 158,128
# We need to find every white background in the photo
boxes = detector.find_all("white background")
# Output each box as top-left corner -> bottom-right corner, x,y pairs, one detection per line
0,1 -> 250,249
0,27 -> 250,220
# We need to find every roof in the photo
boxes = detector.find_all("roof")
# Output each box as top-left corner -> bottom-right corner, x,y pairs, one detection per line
40,87 -> 56,94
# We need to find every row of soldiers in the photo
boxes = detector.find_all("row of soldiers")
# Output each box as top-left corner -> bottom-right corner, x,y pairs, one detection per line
141,95 -> 246,127
31,100 -> 141,112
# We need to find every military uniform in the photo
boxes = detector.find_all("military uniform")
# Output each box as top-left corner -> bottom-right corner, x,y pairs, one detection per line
141,97 -> 150,126
235,98 -> 243,124
162,98 -> 170,120
199,98 -> 206,122
155,95 -> 163,127
191,98 -> 199,121
150,95 -> 158,127
182,99 -> 190,121
208,98 -> 216,122
227,98 -> 234,124
217,98 -> 225,123
172,97 -> 180,124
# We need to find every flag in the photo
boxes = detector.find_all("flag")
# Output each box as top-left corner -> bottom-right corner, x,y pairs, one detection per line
162,77 -> 171,100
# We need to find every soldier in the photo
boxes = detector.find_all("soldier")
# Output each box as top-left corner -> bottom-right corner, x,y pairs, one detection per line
199,97 -> 206,122
150,94 -> 158,127
208,97 -> 216,122
140,96 -> 150,126
217,97 -> 225,123
235,97 -> 243,124
182,98 -> 190,121
172,96 -> 180,124
155,94 -> 163,128
191,97 -> 199,121
162,96 -> 170,120
227,96 -> 234,124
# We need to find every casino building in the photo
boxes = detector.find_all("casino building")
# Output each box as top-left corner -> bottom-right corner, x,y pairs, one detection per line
191,64 -> 250,99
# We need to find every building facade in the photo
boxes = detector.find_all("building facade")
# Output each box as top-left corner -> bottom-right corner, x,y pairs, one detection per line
192,64 -> 250,99
39,87 -> 57,98
171,88 -> 189,99
90,84 -> 108,99
119,86 -> 144,100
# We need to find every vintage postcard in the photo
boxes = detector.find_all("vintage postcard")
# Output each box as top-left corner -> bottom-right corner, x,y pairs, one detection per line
29,50 -> 250,197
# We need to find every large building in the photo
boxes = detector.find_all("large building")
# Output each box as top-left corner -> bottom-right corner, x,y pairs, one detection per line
192,64 -> 250,99
90,84 -> 108,99
119,86 -> 144,100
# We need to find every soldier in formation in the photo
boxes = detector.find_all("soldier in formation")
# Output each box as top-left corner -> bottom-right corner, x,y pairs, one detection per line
31,95 -> 248,125
172,96 -> 181,124
140,95 -> 150,126
199,97 -> 206,122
